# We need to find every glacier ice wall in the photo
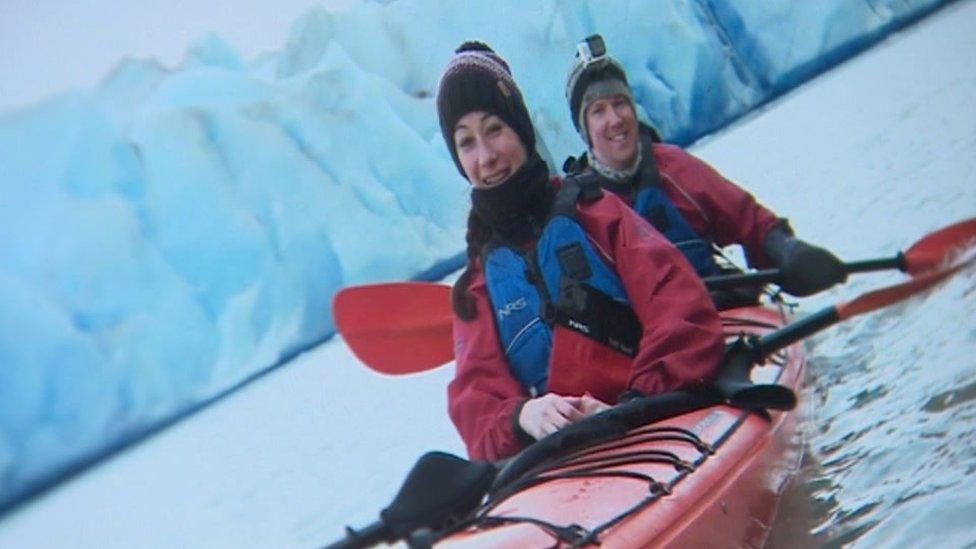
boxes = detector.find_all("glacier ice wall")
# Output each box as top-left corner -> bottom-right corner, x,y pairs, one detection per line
0,0 -> 951,511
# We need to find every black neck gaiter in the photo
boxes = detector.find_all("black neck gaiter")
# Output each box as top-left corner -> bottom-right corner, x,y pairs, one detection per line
470,153 -> 555,246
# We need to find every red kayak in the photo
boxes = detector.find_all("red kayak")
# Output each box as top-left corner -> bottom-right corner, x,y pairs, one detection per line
327,219 -> 974,549
437,304 -> 804,548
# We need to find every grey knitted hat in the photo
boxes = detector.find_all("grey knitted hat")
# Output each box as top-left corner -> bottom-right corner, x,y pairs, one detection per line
565,47 -> 633,147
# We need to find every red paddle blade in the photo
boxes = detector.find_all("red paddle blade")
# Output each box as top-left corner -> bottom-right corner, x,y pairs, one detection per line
332,282 -> 454,374
903,217 -> 976,275
838,249 -> 976,320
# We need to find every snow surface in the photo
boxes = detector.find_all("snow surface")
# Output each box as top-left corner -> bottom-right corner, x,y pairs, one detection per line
0,0 -> 972,546
0,0 -> 953,512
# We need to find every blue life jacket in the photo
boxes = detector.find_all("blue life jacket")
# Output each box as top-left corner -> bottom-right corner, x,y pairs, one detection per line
482,178 -> 638,396
627,134 -> 720,277
633,184 -> 721,277
566,130 -> 722,278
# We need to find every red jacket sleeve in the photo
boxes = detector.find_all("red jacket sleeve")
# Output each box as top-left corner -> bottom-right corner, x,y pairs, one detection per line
447,270 -> 530,461
577,192 -> 726,395
653,143 -> 784,268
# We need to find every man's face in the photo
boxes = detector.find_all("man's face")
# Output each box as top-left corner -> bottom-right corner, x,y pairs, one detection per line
585,93 -> 639,170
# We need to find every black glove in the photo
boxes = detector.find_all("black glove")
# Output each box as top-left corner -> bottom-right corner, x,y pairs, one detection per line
763,226 -> 847,296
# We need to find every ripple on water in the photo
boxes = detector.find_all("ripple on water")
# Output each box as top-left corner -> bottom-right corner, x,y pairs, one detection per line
922,379 -> 976,413
770,267 -> 976,547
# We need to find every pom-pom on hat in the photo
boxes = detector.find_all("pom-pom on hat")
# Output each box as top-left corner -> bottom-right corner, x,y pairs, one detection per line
436,41 -> 535,178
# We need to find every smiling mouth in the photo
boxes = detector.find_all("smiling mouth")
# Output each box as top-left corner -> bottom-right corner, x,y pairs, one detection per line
483,171 -> 509,186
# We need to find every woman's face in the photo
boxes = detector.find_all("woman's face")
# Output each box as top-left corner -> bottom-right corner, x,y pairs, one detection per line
453,111 -> 527,189
585,94 -> 639,170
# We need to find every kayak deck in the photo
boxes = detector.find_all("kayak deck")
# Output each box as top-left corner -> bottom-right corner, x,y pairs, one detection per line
438,305 -> 805,548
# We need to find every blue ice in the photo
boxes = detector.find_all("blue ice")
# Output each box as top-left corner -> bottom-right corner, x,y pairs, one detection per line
0,0 -> 948,510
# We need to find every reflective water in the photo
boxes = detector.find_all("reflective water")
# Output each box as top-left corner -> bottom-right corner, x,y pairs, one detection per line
768,267 -> 976,547
690,2 -> 976,545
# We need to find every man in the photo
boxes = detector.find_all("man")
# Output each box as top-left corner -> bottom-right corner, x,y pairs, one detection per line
565,35 -> 846,302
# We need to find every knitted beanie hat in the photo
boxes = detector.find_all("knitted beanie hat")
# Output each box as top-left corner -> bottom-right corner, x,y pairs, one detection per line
436,41 -> 535,178
565,45 -> 633,147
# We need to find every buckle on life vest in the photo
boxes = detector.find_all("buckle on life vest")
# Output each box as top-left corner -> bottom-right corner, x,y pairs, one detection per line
556,242 -> 593,281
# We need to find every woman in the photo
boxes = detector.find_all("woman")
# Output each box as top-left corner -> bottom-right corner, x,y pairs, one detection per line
437,42 -> 725,461
564,35 -> 847,301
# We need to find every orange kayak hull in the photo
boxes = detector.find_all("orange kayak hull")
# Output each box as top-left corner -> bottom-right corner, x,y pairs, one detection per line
439,305 -> 805,548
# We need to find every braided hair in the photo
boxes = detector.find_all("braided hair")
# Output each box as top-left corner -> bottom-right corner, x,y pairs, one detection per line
451,209 -> 492,319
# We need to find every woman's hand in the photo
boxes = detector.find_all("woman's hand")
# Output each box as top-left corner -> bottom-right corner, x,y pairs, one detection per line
578,392 -> 612,416
518,393 -> 612,440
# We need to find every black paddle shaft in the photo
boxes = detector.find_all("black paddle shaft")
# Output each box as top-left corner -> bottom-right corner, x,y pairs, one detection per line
703,254 -> 905,291
844,253 -> 906,274
751,306 -> 840,358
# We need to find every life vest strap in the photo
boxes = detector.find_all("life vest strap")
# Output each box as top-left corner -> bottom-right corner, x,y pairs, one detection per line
482,176 -> 639,396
